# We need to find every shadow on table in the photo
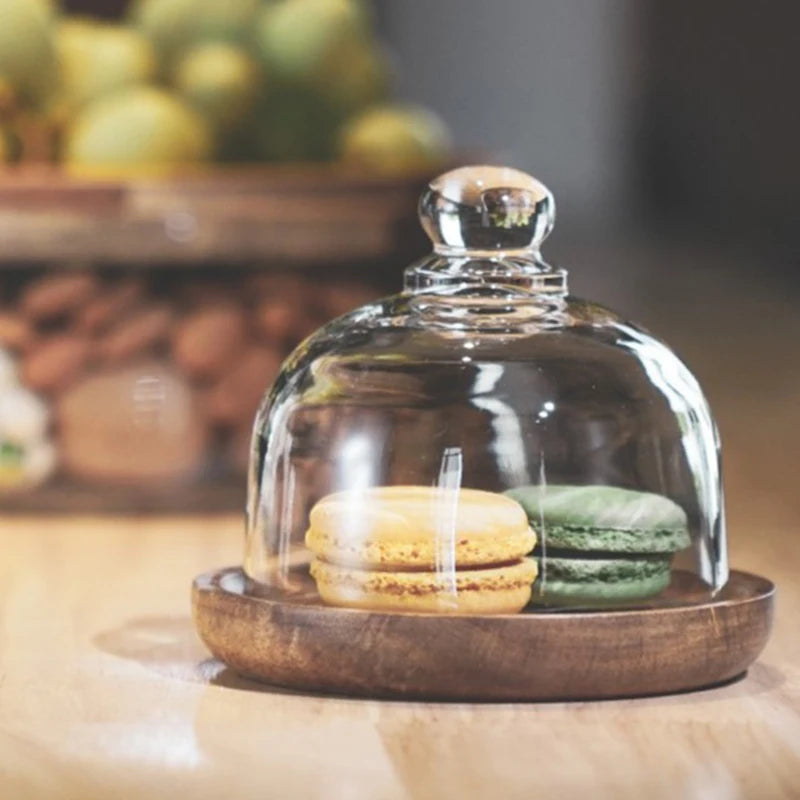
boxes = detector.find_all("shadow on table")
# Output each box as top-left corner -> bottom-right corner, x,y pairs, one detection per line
92,613 -> 786,708
93,613 -> 218,684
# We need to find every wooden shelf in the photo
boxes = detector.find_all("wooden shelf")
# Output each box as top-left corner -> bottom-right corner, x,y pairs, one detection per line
0,165 -> 433,266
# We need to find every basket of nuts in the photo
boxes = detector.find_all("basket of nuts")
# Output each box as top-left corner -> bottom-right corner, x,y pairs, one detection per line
0,170 -> 431,510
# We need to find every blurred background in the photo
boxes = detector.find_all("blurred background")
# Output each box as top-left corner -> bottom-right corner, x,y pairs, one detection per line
0,0 -> 796,556
381,0 -> 800,561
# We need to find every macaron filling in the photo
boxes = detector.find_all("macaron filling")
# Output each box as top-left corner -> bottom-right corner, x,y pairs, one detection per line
311,556 -> 538,613
538,550 -> 673,580
305,526 -> 537,570
536,526 -> 690,553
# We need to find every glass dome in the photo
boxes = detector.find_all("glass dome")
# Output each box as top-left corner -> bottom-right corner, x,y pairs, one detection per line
244,165 -> 727,613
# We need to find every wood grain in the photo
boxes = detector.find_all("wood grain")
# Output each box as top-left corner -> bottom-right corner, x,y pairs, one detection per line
192,568 -> 775,701
192,567 -> 774,700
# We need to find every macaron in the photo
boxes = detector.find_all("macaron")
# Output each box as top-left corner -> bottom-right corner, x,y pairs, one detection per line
505,484 -> 690,606
310,558 -> 538,614
306,485 -> 537,614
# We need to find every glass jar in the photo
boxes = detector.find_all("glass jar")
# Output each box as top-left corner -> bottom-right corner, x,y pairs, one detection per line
245,165 -> 727,611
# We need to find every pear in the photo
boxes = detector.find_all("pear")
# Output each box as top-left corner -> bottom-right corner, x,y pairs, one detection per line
173,42 -> 260,132
130,0 -> 261,70
190,0 -> 262,43
56,19 -> 157,111
0,0 -> 57,107
255,0 -> 366,84
315,37 -> 389,115
338,105 -> 451,173
129,0 -> 192,70
64,86 -> 212,176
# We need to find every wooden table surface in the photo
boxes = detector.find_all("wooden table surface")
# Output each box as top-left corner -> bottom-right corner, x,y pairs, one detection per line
0,511 -> 797,799
2,246 -> 800,798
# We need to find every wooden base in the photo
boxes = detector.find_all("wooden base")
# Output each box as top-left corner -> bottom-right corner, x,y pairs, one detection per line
192,566 -> 774,701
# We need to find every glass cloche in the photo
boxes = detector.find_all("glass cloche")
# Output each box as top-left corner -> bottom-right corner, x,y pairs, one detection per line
244,165 -> 727,614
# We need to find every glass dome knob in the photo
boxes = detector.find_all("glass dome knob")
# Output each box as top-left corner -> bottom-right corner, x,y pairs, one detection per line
419,165 -> 556,254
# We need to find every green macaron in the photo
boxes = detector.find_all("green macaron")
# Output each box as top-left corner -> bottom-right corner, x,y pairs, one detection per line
505,484 -> 690,606
535,549 -> 673,606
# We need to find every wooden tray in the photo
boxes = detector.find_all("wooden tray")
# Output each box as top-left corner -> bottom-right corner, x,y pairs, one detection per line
192,566 -> 774,701
0,165 -> 434,266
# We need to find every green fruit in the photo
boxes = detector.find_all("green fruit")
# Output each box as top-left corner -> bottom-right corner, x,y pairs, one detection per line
0,0 -> 57,106
130,0 -> 261,69
247,86 -> 338,162
174,42 -> 260,131
57,19 -> 157,109
64,86 -> 212,175
128,0 -> 192,68
255,0 -> 366,84
316,37 -> 389,114
338,105 -> 451,173
191,0 -> 262,43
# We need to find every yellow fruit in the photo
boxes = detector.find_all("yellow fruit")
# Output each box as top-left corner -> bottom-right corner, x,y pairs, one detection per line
57,19 -> 157,110
0,0 -> 57,106
338,105 -> 451,173
255,0 -> 366,83
130,0 -> 261,68
174,42 -> 260,131
64,87 -> 212,176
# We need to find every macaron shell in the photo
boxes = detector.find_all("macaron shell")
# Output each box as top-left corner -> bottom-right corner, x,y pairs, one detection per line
506,484 -> 690,554
305,526 -> 536,569
306,485 -> 536,568
533,553 -> 672,606
506,484 -> 688,532
310,557 -> 538,614
310,486 -> 531,542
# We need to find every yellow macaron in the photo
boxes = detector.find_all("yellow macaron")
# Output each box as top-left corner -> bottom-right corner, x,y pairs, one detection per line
305,485 -> 536,569
305,485 -> 537,614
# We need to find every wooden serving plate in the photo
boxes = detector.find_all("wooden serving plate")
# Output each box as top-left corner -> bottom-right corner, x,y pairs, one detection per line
192,566 -> 774,701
